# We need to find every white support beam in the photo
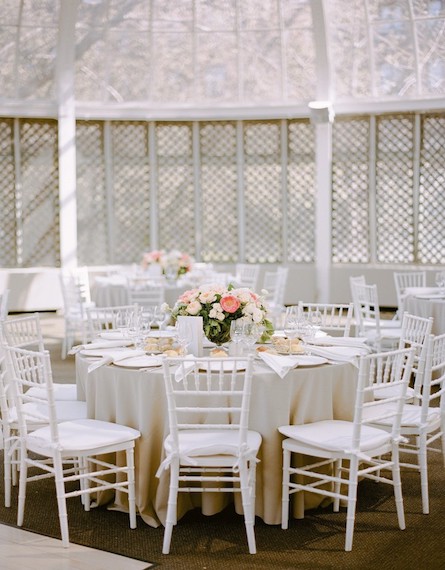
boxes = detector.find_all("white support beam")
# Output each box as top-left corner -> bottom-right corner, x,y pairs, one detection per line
56,0 -> 79,269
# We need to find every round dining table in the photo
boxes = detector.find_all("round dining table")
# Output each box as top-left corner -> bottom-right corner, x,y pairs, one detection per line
91,274 -> 187,308
404,287 -> 445,335
75,352 -> 359,528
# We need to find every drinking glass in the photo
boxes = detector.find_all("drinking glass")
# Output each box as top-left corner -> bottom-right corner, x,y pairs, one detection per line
153,305 -> 166,330
174,321 -> 190,355
115,310 -> 129,332
435,272 -> 445,294
230,320 -> 246,355
283,313 -> 299,353
243,323 -> 263,354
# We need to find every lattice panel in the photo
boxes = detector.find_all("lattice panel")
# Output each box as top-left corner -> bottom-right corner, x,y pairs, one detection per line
200,122 -> 238,263
418,114 -> 445,263
157,124 -> 195,255
244,122 -> 282,263
111,122 -> 150,263
376,116 -> 415,262
287,120 -> 315,262
76,122 -> 108,265
332,117 -> 370,263
19,120 -> 59,266
0,120 -> 16,266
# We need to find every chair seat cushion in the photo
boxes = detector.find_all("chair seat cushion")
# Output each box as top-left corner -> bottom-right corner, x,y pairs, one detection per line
364,403 -> 441,429
164,429 -> 262,458
27,383 -> 78,401
26,419 -> 141,453
373,384 -> 416,400
278,420 -> 391,452
363,319 -> 402,329
9,400 -> 87,424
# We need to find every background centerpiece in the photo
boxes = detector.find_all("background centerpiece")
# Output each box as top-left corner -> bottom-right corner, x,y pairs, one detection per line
165,283 -> 274,346
141,249 -> 193,280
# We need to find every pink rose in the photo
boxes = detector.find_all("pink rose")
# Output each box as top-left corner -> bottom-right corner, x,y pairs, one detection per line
220,295 -> 241,314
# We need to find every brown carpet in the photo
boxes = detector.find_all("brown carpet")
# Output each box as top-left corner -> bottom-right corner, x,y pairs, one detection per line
1,312 -> 444,569
0,446 -> 444,569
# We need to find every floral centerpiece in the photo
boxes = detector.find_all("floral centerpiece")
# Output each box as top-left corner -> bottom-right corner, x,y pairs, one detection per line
164,283 -> 274,345
141,249 -> 193,279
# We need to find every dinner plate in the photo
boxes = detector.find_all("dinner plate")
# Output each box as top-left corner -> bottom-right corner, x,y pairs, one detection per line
113,355 -> 163,368
293,355 -> 328,367
200,360 -> 247,372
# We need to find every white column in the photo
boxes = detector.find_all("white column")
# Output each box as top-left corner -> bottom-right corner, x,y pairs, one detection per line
312,112 -> 333,303
56,1 -> 78,269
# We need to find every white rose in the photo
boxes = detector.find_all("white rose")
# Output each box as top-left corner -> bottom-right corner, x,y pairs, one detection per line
186,301 -> 202,315
199,290 -> 217,304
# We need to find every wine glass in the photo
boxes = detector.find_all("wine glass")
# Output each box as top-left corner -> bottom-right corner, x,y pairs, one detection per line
230,320 -> 245,355
115,310 -> 129,332
283,313 -> 299,353
435,271 -> 445,294
174,320 -> 190,355
153,305 -> 166,330
127,311 -> 142,347
305,309 -> 322,344
243,323 -> 263,355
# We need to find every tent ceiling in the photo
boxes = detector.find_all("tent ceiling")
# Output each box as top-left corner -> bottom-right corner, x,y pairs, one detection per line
0,0 -> 445,117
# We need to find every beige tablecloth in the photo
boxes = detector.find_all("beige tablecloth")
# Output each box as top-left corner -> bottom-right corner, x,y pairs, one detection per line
76,355 -> 358,527
405,295 -> 445,335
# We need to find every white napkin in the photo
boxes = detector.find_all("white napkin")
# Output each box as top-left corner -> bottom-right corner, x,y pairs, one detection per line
94,275 -> 127,286
87,349 -> 146,373
306,336 -> 371,350
69,339 -> 133,354
258,352 -> 300,379
305,345 -> 367,366
403,287 -> 438,297
174,355 -> 196,383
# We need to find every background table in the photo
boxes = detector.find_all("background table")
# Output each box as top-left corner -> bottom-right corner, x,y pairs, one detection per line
405,295 -> 445,335
76,355 -> 358,528
91,275 -> 186,308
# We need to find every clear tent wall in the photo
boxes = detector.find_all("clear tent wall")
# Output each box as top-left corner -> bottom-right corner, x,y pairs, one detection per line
0,0 -> 444,308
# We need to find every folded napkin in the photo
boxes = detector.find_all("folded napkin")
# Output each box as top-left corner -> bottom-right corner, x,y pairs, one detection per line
307,336 -> 371,350
69,339 -> 133,354
94,275 -> 127,286
258,352 -> 300,379
174,355 -> 195,383
403,287 -> 439,297
87,349 -> 146,373
306,345 -> 367,366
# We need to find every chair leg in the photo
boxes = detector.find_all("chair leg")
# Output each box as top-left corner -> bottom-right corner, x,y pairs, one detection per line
79,456 -> 90,510
54,455 -> 70,547
392,447 -> 406,530
344,457 -> 359,552
281,447 -> 291,529
126,447 -> 137,529
17,451 -> 28,527
4,442 -> 11,508
333,458 -> 342,512
239,461 -> 256,554
417,434 -> 429,515
162,459 -> 179,554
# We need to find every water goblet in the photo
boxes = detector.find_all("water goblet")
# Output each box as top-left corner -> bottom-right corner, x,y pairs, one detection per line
174,321 -> 190,355
243,323 -> 258,355
283,314 -> 299,353
230,320 -> 245,355
435,272 -> 445,295
153,305 -> 166,330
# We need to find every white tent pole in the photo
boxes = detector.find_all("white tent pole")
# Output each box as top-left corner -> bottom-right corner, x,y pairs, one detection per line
56,0 -> 79,269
